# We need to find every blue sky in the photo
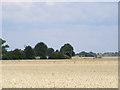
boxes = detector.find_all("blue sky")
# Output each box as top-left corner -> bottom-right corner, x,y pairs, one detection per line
2,2 -> 118,53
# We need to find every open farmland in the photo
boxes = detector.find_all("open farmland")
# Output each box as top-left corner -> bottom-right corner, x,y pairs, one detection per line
1,57 -> 118,88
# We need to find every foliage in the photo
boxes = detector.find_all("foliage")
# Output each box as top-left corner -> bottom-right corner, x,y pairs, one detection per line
56,50 -> 59,52
24,46 -> 35,59
60,43 -> 75,57
72,51 -> 75,56
2,49 -> 25,60
79,51 -> 97,57
40,57 -> 47,59
102,52 -> 118,57
47,48 -> 54,56
0,38 -> 9,55
34,42 -> 48,58
49,52 -> 70,59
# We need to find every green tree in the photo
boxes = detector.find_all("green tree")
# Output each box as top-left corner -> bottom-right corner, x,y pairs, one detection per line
47,48 -> 54,57
11,49 -> 25,59
79,51 -> 86,57
24,46 -> 35,59
56,50 -> 59,52
2,51 -> 12,60
0,38 -> 9,54
79,51 -> 97,57
34,42 -> 48,59
49,52 -> 70,59
48,52 -> 58,59
3,49 -> 25,60
0,38 -> 9,59
60,43 -> 75,57
72,51 -> 75,56
88,52 -> 97,57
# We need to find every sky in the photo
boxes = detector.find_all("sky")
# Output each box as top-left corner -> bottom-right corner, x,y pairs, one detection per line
2,2 -> 118,53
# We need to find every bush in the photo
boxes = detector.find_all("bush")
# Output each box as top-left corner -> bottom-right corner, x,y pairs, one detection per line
48,52 -> 58,59
40,57 -> 47,59
63,54 -> 71,59
79,51 -> 97,57
49,52 -> 70,59
2,49 -> 25,60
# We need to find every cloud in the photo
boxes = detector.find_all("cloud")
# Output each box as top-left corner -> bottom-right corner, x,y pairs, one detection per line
2,2 -> 118,53
0,2 -> 2,38
3,23 -> 118,53
2,2 -> 117,23
2,2 -> 34,9
45,2 -> 55,6
1,0 -> 119,2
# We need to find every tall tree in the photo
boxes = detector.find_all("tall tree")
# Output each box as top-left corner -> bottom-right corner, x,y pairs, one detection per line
47,48 -> 54,56
60,43 -> 75,57
0,38 -> 9,53
34,42 -> 48,58
0,38 -> 9,59
24,46 -> 35,59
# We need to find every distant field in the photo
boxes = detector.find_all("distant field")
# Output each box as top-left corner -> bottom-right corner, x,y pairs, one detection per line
1,57 -> 118,88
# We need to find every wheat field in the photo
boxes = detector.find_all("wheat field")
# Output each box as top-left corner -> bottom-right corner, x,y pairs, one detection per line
1,57 -> 118,88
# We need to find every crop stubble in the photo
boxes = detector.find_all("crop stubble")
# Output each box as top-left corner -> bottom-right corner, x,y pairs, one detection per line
1,57 -> 118,88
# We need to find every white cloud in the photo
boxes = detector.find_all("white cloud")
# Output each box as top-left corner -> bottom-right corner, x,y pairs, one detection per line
1,0 -> 119,2
0,2 -> 2,38
45,2 -> 55,6
2,2 -> 117,25
2,2 -> 34,9
2,2 -> 118,52
3,23 -> 118,52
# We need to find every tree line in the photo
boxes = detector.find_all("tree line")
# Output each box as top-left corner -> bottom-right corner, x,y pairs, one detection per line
0,38 -> 118,60
102,52 -> 118,57
77,51 -> 98,57
0,38 -> 75,60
